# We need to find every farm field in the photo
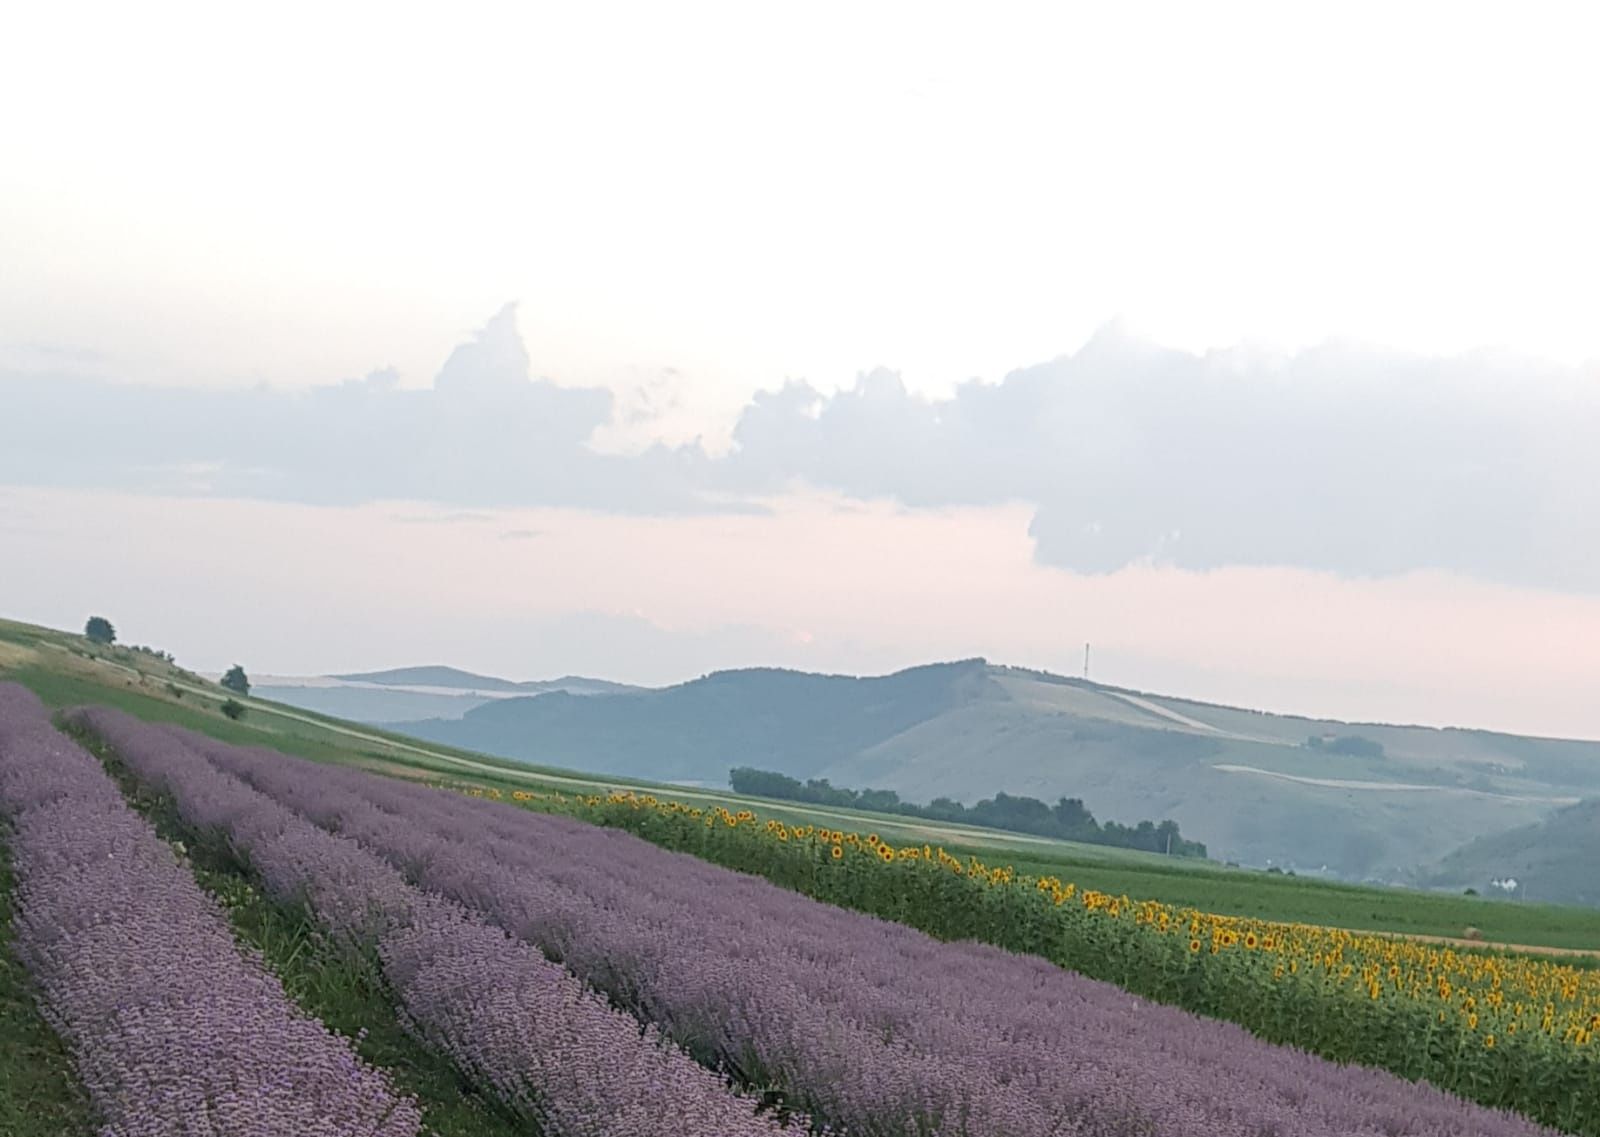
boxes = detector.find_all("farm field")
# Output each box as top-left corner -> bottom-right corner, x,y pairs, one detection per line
458,783 -> 1600,1132
31,692 -> 1585,1136
4,613 -> 1600,950
0,655 -> 1595,1131
0,686 -> 426,1137
2,686 -> 791,1137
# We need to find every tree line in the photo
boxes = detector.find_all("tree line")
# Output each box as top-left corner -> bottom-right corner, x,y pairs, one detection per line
728,767 -> 1207,858
1303,733 -> 1385,758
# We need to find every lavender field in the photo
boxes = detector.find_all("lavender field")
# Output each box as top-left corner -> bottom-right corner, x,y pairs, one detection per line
4,689 -> 1554,1137
0,685 -> 422,1137
64,698 -> 797,1137
0,679 -> 1579,1135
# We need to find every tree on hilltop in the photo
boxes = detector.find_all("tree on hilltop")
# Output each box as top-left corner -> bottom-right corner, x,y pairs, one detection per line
85,616 -> 116,645
221,665 -> 251,696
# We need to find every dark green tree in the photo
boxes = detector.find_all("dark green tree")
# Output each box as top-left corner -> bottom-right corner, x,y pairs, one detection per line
220,698 -> 246,721
85,616 -> 116,645
855,788 -> 903,812
220,665 -> 251,696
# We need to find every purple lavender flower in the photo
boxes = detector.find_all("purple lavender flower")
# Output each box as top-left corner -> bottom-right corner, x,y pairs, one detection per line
0,683 -> 422,1137
71,703 -> 799,1137
137,712 -> 1572,1137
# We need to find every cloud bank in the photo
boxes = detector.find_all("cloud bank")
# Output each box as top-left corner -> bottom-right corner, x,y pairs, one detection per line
0,305 -> 712,513
5,308 -> 1597,591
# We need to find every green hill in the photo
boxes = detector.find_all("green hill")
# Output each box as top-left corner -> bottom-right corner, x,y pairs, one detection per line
405,659 -> 994,784
400,661 -> 1600,880
1421,799 -> 1600,907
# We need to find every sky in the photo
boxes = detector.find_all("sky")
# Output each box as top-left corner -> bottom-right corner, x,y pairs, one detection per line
4,1 -> 1600,737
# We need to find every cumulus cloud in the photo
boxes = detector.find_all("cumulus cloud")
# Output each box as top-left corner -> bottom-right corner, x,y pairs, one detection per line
722,325 -> 1600,592
4,309 -> 1597,591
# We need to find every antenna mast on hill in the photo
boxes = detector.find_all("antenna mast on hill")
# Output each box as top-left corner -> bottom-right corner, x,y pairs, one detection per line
1083,642 -> 1090,681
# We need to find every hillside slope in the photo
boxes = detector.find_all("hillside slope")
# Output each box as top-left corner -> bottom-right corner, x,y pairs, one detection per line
403,661 -> 1600,879
0,618 -> 1204,867
1421,800 -> 1600,907
404,659 -> 997,783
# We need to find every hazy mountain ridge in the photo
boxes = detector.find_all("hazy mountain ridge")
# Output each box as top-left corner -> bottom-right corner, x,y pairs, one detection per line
256,667 -> 643,723
332,665 -> 640,696
332,665 -> 532,692
390,659 -> 1600,885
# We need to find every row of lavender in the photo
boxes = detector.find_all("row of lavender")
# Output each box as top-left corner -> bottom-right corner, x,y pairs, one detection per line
0,683 -> 422,1137
114,716 -> 1562,1137
68,705 -> 798,1137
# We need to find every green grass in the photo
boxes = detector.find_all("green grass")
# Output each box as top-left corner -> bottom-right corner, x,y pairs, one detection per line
77,728 -> 532,1137
10,660 -> 427,766
0,824 -> 98,1137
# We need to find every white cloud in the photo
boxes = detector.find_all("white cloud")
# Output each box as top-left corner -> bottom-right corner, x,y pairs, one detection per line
6,310 -> 1599,590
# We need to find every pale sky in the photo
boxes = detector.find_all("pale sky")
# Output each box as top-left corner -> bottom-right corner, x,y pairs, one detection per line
4,1 -> 1600,737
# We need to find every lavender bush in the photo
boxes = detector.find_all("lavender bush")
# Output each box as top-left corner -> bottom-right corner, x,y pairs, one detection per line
71,705 -> 799,1137
0,683 -> 422,1137
156,719 -> 1571,1137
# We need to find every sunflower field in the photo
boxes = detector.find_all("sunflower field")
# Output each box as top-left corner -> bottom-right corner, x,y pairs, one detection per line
486,784 -> 1600,1136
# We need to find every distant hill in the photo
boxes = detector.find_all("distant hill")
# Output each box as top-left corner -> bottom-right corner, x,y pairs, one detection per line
399,659 -> 1600,881
1420,800 -> 1600,907
333,665 -> 530,692
255,667 -> 641,723
407,658 -> 994,781
332,665 -> 638,696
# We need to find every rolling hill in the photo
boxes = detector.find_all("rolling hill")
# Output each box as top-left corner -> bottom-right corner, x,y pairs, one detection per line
7,613 -> 1598,891
1420,799 -> 1600,907
6,613 -> 1600,926
397,659 -> 1600,880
